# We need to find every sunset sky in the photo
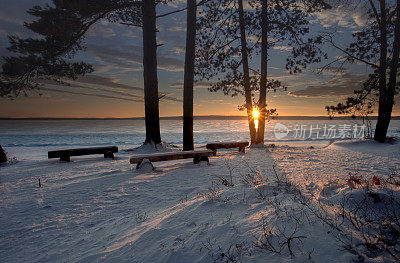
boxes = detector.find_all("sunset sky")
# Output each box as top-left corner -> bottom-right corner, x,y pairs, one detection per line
0,0 -> 399,118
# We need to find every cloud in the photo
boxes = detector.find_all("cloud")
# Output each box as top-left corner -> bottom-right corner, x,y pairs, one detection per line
38,87 -> 143,102
0,0 -> 39,25
289,85 -> 355,97
169,80 -> 212,90
171,46 -> 185,55
273,46 -> 292,52
87,21 -> 116,38
74,75 -> 143,92
289,73 -> 367,97
167,26 -> 185,32
269,73 -> 300,82
319,66 -> 350,74
314,4 -> 369,29
0,1 -> 185,74
40,79 -> 143,99
122,29 -> 140,39
164,0 -> 186,8
208,99 -> 233,105
157,55 -> 185,71
86,44 -> 142,71
38,75 -> 182,103
87,43 -> 184,72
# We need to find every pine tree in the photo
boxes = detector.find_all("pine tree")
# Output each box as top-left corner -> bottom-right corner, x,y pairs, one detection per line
197,0 -> 329,144
326,0 -> 400,143
0,0 -> 166,145
256,0 -> 330,144
238,0 -> 257,144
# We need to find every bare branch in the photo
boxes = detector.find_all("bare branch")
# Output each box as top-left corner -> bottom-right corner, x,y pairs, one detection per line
323,36 -> 378,68
156,0 -> 210,18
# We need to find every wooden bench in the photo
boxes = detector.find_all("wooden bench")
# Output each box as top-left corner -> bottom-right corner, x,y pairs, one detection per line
130,149 -> 213,169
206,141 -> 249,156
48,146 -> 118,162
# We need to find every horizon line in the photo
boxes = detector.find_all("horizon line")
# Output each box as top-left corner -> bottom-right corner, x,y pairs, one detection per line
1,115 -> 400,120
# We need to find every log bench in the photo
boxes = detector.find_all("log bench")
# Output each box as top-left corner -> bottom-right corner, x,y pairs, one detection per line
130,149 -> 213,169
206,141 -> 249,156
48,146 -> 118,162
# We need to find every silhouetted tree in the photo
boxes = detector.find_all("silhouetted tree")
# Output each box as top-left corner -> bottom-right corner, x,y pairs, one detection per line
1,1 -> 142,96
183,0 -> 197,151
238,0 -> 258,144
257,0 -> 267,144
325,0 -> 400,143
255,0 -> 330,144
197,0 -> 266,145
197,0 -> 329,145
0,0 -> 167,145
142,0 -> 161,144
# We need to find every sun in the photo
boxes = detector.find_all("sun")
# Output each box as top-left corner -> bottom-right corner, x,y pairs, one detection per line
252,108 -> 260,119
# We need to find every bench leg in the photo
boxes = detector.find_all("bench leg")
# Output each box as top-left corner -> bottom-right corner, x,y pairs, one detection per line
60,156 -> 71,162
104,151 -> 115,160
193,156 -> 209,165
136,158 -> 154,170
212,150 -> 217,156
239,147 -> 245,153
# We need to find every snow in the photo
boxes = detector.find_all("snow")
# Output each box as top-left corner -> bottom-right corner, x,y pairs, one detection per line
1,139 -> 399,262
271,139 -> 400,190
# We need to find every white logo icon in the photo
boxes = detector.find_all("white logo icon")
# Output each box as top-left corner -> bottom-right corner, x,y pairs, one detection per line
274,123 -> 289,139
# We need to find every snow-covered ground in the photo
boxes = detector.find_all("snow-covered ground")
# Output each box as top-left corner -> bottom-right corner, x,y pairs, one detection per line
1,139 -> 399,262
271,139 -> 400,191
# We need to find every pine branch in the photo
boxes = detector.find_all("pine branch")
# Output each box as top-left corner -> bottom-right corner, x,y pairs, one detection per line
368,0 -> 382,27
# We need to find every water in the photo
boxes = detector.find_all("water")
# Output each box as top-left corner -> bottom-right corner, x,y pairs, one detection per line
1,119 -> 399,160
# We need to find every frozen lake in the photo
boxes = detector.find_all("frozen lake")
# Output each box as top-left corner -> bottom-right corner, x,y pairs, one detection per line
1,118 -> 400,160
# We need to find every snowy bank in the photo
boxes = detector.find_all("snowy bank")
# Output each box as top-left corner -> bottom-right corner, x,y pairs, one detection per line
1,140 -> 399,262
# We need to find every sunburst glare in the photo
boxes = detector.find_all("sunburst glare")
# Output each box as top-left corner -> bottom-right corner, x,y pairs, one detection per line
252,108 -> 260,119
252,108 -> 260,129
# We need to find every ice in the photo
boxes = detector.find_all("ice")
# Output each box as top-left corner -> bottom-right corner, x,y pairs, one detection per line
2,119 -> 399,161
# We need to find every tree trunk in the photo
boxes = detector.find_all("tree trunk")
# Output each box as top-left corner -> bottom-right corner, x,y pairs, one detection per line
238,0 -> 256,144
256,0 -> 268,145
376,0 -> 400,142
183,0 -> 196,151
374,0 -> 389,143
142,0 -> 162,145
